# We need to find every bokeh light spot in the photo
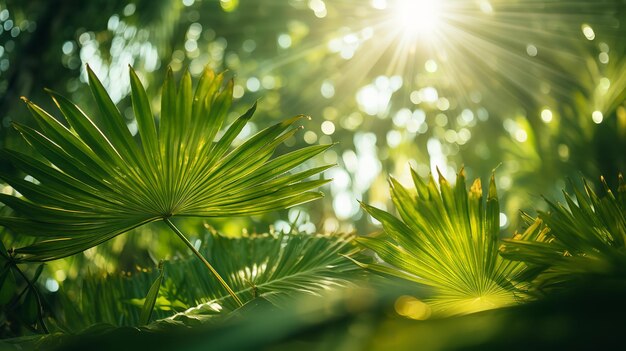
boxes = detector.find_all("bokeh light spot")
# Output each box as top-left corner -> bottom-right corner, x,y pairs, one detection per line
582,24 -> 595,40
592,110 -> 603,124
394,295 -> 431,320
321,120 -> 336,135
541,109 -> 553,123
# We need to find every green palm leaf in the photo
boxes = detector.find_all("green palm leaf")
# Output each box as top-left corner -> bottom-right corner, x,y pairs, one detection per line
501,174 -> 626,290
0,66 -> 331,306
350,168 -> 529,315
54,231 -> 357,331
157,230 -> 357,327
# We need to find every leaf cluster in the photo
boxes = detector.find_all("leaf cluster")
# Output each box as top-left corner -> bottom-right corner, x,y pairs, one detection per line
501,174 -> 626,290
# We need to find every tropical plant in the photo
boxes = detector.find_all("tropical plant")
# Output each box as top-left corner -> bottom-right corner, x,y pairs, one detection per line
153,230 -> 358,328
47,230 -> 357,331
10,261 -> 626,351
0,66 -> 331,306
501,174 -> 626,291
350,168 -> 530,315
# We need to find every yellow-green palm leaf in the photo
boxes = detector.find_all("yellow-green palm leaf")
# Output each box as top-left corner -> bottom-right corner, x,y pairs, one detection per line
352,169 -> 528,315
0,66 -> 330,262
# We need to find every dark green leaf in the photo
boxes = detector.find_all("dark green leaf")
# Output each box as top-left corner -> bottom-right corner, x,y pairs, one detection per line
139,262 -> 165,325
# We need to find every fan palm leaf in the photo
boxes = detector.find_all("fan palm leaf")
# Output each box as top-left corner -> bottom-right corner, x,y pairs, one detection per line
350,168 -> 529,315
501,174 -> 626,290
0,66 -> 331,306
53,231 -> 357,330
156,230 -> 358,327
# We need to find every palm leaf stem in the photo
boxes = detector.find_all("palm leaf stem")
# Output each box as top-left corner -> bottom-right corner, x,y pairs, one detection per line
163,218 -> 243,307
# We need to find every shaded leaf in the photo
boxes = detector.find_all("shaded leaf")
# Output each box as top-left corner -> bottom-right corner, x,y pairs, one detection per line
0,268 -> 16,305
501,174 -> 626,291
21,288 -> 39,325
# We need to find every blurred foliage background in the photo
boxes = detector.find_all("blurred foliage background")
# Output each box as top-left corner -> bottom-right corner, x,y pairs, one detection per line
0,0 -> 625,338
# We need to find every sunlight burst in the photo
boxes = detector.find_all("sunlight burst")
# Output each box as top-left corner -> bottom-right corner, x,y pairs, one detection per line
394,0 -> 442,39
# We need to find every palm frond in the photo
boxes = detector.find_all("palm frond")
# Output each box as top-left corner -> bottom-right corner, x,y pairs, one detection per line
154,229 -> 358,328
54,230 -> 357,331
350,168 -> 529,315
501,174 -> 626,290
0,66 -> 330,262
